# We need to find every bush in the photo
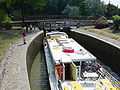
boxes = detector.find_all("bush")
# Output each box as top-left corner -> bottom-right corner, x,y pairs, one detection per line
0,23 -> 12,30
0,9 -> 6,22
95,16 -> 109,29
11,10 -> 21,20
95,22 -> 109,29
1,14 -> 12,30
112,15 -> 120,30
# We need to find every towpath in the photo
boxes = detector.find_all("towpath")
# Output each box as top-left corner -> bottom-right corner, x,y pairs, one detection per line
0,29 -> 41,90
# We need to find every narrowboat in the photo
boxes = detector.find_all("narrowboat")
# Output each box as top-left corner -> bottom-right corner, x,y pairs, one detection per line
44,31 -> 120,90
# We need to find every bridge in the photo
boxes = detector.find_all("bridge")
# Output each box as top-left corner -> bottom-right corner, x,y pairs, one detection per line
12,19 -> 96,29
37,19 -> 95,29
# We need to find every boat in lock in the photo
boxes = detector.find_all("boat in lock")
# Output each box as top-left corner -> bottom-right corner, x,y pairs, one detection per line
43,31 -> 120,90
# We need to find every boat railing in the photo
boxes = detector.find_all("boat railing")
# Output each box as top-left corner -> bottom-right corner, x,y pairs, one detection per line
98,66 -> 120,89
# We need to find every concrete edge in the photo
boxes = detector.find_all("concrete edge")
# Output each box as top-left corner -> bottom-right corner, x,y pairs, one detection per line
21,31 -> 43,90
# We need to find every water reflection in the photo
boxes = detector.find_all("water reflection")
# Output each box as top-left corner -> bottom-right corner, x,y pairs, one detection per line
30,51 -> 50,90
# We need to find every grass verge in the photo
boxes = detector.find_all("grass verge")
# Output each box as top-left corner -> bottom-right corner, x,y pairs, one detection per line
80,26 -> 120,40
0,29 -> 22,61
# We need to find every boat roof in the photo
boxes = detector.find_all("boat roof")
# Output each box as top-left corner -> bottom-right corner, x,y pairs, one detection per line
47,38 -> 96,63
46,31 -> 68,36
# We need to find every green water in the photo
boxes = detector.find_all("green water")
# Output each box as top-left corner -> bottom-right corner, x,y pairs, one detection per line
30,51 -> 50,90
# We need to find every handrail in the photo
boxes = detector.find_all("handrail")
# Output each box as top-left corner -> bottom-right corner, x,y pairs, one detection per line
98,64 -> 120,89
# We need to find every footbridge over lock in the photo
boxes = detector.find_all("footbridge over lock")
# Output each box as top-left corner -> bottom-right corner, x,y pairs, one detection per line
37,19 -> 95,29
12,19 -> 96,29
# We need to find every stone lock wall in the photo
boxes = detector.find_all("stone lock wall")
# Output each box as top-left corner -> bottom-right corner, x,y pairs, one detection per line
70,31 -> 120,77
26,33 -> 43,78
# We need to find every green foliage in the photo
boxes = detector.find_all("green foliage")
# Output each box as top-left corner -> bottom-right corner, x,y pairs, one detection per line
56,0 -> 68,14
0,9 -> 12,29
2,15 -> 12,23
106,3 -> 120,17
1,15 -> 12,30
43,1 -> 58,15
69,6 -> 80,17
11,10 -> 21,19
0,0 -> 120,19
79,1 -> 88,16
68,0 -> 84,6
1,23 -> 12,30
84,0 -> 107,16
97,16 -> 108,24
0,9 -> 6,22
0,9 -> 11,23
6,0 -> 12,8
95,16 -> 109,29
0,0 -> 47,20
43,0 -> 68,15
62,4 -> 80,17
27,0 -> 46,10
112,15 -> 120,30
62,4 -> 71,15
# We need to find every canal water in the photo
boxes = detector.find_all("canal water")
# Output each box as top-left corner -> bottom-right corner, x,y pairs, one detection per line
30,51 -> 50,90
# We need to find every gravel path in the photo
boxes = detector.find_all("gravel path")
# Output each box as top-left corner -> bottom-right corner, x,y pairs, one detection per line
0,29 -> 41,90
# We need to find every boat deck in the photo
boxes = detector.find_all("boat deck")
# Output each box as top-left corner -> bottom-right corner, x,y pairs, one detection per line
44,45 -> 59,90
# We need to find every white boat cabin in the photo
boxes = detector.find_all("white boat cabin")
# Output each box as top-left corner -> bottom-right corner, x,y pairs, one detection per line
45,31 -> 119,90
47,37 -> 99,81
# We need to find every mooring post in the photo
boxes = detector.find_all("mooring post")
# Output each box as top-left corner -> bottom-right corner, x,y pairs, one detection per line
42,22 -> 46,37
43,28 -> 46,37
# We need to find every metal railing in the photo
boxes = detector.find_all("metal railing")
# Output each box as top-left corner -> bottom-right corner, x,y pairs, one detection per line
98,64 -> 120,89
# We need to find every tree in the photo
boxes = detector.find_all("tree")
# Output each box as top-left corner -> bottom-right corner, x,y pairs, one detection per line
84,0 -> 107,16
112,15 -> 120,30
42,0 -> 58,15
62,4 -> 71,16
0,9 -> 6,22
106,3 -> 120,18
0,0 -> 13,23
68,0 -> 84,6
79,1 -> 88,16
0,0 -> 46,19
56,0 -> 68,14
42,0 -> 68,15
69,6 -> 80,17
62,4 -> 80,17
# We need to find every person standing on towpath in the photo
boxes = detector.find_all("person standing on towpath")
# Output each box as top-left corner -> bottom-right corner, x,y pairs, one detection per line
22,31 -> 26,44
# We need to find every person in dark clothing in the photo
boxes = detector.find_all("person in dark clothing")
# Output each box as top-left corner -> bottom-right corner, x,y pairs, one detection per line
22,31 -> 26,44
